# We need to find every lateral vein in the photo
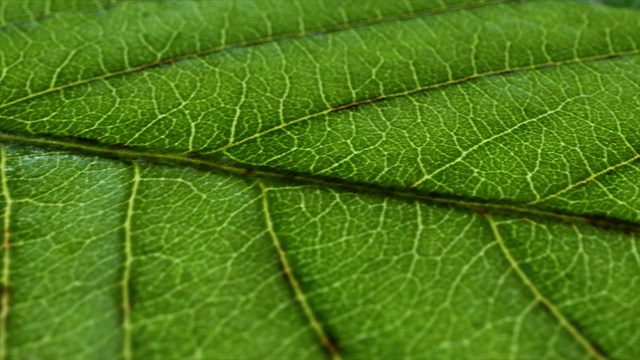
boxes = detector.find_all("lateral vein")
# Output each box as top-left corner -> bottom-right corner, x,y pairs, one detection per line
258,181 -> 340,360
529,153 -> 640,204
0,147 -> 11,360
484,214 -> 607,360
216,49 -> 640,154
122,162 -> 140,360
0,0 -> 513,111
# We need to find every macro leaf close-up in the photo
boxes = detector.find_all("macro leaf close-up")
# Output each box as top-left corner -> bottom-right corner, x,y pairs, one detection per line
0,0 -> 639,359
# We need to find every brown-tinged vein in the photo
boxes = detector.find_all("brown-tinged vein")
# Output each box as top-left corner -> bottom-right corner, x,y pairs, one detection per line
0,131 -> 637,236
0,0 -> 515,111
258,181 -> 340,359
484,214 -> 607,360
215,49 -> 640,155
121,162 -> 140,360
0,147 -> 11,360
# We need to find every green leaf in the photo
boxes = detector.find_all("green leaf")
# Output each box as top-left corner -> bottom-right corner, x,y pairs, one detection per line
0,0 -> 639,359
576,0 -> 640,9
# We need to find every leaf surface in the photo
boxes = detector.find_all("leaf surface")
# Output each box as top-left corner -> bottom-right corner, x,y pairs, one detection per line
0,0 -> 639,359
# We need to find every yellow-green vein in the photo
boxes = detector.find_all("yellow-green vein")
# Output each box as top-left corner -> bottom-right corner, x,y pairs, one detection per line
485,214 -> 607,360
0,147 -> 11,360
122,162 -> 140,360
258,181 -> 341,360
529,153 -> 640,204
0,0 -> 513,111
215,50 -> 639,155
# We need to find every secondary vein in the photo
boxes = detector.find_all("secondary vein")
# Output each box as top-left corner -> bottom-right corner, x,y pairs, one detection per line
215,49 -> 640,156
122,162 -> 140,360
484,214 -> 607,360
258,181 -> 340,360
0,147 -> 12,360
0,0 -> 513,111
529,153 -> 640,205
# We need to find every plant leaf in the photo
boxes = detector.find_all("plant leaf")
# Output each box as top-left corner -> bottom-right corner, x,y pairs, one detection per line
0,0 -> 638,359
576,0 -> 640,9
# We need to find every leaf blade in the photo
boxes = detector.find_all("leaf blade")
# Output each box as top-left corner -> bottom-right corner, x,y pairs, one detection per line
0,0 -> 639,358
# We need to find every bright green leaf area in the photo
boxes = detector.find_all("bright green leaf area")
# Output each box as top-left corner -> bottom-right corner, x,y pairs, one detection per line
0,0 -> 639,359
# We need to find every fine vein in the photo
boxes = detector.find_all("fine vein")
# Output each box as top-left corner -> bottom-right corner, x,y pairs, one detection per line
485,214 -> 607,360
0,0 -> 513,111
258,181 -> 340,360
0,148 -> 11,360
122,162 -> 140,360
215,49 -> 639,154
529,153 -> 640,204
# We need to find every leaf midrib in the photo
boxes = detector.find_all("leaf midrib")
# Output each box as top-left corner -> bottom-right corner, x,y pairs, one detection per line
1,131 -> 638,234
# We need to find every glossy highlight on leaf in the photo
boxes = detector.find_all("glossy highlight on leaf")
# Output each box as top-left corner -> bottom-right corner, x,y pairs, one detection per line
0,0 -> 639,359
